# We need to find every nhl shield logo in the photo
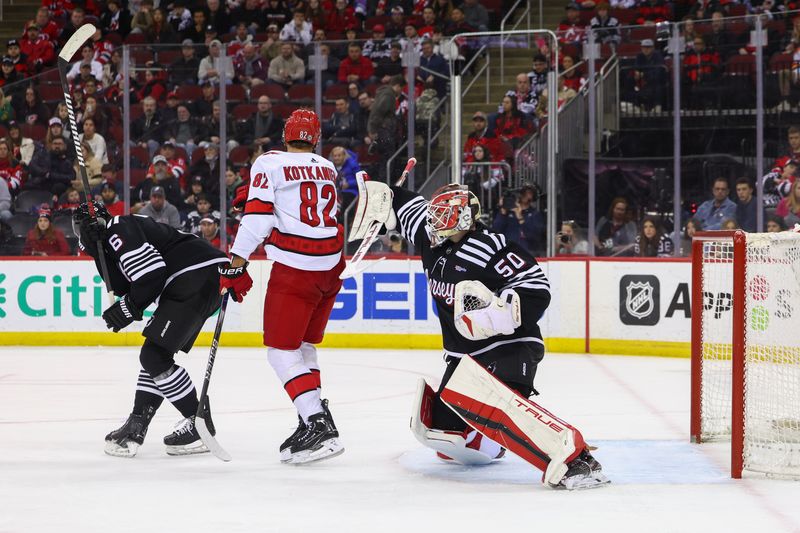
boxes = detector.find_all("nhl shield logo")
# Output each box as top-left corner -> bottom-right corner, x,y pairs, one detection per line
619,275 -> 660,325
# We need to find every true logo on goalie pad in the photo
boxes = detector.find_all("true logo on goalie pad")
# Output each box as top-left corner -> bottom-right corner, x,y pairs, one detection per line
620,275 -> 660,325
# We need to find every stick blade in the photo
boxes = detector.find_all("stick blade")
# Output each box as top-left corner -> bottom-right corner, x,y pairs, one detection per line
196,416 -> 232,462
59,24 -> 97,62
340,255 -> 384,279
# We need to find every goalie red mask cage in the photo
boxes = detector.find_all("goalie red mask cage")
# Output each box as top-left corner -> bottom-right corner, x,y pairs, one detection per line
691,230 -> 800,479
426,184 -> 481,247
283,108 -> 321,147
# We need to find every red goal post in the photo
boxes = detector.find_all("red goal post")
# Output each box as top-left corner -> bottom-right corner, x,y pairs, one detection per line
691,230 -> 800,479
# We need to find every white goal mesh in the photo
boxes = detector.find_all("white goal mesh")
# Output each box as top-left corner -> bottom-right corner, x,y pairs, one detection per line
696,231 -> 800,477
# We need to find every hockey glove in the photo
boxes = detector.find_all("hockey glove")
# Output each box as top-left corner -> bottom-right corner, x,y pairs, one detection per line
103,296 -> 143,332
454,281 -> 521,341
231,179 -> 250,212
219,262 -> 253,302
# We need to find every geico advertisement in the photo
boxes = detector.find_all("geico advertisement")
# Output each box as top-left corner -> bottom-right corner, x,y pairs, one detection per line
590,261 -> 693,342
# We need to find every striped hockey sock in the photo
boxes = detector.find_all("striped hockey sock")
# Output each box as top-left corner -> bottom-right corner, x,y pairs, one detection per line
153,365 -> 199,419
133,369 -> 164,415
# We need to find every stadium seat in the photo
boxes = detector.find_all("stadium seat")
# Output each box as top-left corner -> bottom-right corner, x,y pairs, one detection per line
176,85 -> 204,102
229,145 -> 251,165
726,55 -> 755,76
130,146 -> 150,167
129,105 -> 144,121
273,103 -> 294,119
629,27 -> 656,41
365,83 -> 381,97
39,85 -> 63,103
130,49 -> 153,67
769,53 -> 792,72
14,191 -> 52,214
7,214 -> 36,237
52,215 -> 75,236
611,8 -> 635,25
616,42 -> 641,58
125,32 -> 147,45
321,144 -> 333,158
21,124 -> 46,141
173,146 -> 189,162
232,103 -> 258,121
767,19 -> 786,37
129,168 -> 147,186
321,104 -> 335,120
250,84 -> 286,102
109,125 -> 123,145
156,49 -> 182,65
0,125 -> 7,138
220,84 -> 247,102
288,85 -> 315,104
727,4 -> 748,17
39,68 -> 61,83
365,15 -> 388,28
105,33 -> 123,47
727,21 -> 750,38
191,147 -> 206,166
324,84 -> 348,102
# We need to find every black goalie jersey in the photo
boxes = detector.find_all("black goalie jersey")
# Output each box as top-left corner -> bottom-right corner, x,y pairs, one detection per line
84,214 -> 228,311
392,187 -> 551,357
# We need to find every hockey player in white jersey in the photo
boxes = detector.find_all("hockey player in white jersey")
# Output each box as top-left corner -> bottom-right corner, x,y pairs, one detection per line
219,109 -> 345,464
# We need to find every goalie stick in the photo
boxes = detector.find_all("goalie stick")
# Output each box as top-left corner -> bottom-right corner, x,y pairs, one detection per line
57,24 -> 113,302
195,292 -> 232,462
339,157 -> 416,279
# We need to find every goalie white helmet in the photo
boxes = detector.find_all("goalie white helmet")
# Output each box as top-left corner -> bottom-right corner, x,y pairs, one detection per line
426,184 -> 481,247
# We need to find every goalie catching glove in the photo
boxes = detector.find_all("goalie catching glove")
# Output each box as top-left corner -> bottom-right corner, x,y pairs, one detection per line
347,172 -> 397,242
454,280 -> 521,341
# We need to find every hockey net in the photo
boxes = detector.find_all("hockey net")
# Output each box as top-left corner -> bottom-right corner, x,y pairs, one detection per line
691,230 -> 800,478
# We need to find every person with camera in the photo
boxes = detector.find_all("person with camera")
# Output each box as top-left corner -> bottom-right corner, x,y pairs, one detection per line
491,184 -> 545,256
555,220 -> 589,255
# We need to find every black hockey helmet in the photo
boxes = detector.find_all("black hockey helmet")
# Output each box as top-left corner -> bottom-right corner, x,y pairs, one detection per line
72,200 -> 111,225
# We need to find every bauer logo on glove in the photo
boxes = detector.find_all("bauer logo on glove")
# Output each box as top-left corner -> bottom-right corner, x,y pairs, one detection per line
454,280 -> 521,341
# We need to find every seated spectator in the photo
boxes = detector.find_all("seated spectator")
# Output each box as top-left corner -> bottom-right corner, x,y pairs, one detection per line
100,180 -> 125,217
162,91 -> 180,123
225,168 -> 244,216
707,10 -> 744,62
182,8 -> 208,45
72,142 -> 103,192
242,96 -> 284,151
528,53 -> 549,100
347,83 -> 360,115
561,55 -> 585,92
199,213 -> 223,248
304,0 -> 324,30
494,95 -> 531,149
280,10 -> 312,45
375,42 -> 403,84
418,7 -> 438,39
491,185 -> 545,255
637,0 -> 671,25
767,214 -> 788,232
206,0 -> 229,35
735,177 -> 758,232
721,218 -> 738,230
364,25 -> 392,61
233,43 -> 267,89
400,24 -> 422,55
20,23 -> 55,73
165,104 -> 206,159
0,138 -> 23,192
158,141 -> 188,188
778,127 -> 800,164
558,2 -> 586,47
23,207 -> 70,256
100,0 -> 131,38
138,185 -> 181,228
305,43 -> 340,87
0,58 -> 23,100
331,145 -> 360,210
622,39 -> 666,113
634,216 -> 673,257
131,0 -> 154,35
323,99 -> 358,148
0,177 -> 11,221
134,154 -> 183,207
227,23 -> 254,57
338,43 -> 374,86
6,121 -> 34,167
67,44 -> 103,83
265,0 -> 291,27
231,0 -> 262,34
684,36 -> 721,109
595,196 -> 637,256
326,0 -> 357,29
511,74 -> 537,118
590,2 -> 620,45
355,91 -> 372,146
463,144 -> 503,209
776,179 -> 800,228
433,0 -> 454,22
762,157 -> 797,209
385,6 -> 407,38
205,101 -> 239,154
199,39 -> 234,86
15,86 -> 50,127
136,63 -> 168,103
60,8 -> 86,47
169,40 -> 202,87
556,220 -> 589,255
183,174 -> 205,207
679,217 -> 701,257
5,39 -> 29,77
147,7 -> 179,44
79,118 -> 108,165
463,111 -> 502,160
443,7 -> 475,37
418,39 -> 448,97
694,177 -> 736,231
269,42 -> 306,89
27,136 -> 74,196
193,80 -> 217,118
0,88 -> 14,125
189,143 -> 222,200
31,8 -> 59,42
132,96 -> 165,157
184,193 -> 220,234
461,0 -> 489,32
260,24 -> 283,63
46,118 -> 66,149
58,187 -> 82,211
168,0 -> 193,35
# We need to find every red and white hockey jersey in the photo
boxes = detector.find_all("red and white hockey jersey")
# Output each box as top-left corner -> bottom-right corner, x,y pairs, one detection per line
230,150 -> 343,271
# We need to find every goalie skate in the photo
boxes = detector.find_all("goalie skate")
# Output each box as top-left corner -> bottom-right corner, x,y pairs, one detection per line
550,450 -> 610,490
104,405 -> 156,458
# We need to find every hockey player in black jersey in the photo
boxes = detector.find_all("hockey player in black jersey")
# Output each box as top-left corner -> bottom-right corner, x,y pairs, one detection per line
348,180 -> 609,490
73,202 -> 229,458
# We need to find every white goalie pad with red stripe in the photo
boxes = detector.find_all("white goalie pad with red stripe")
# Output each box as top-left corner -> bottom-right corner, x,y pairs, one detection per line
440,355 -> 586,486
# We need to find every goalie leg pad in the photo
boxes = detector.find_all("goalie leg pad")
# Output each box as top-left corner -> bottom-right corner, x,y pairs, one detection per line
410,378 -> 502,465
440,356 -> 586,486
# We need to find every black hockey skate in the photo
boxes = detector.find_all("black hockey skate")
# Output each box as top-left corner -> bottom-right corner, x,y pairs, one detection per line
163,399 -> 215,456
551,449 -> 610,490
284,400 -> 344,465
104,405 -> 156,458
279,415 -> 307,463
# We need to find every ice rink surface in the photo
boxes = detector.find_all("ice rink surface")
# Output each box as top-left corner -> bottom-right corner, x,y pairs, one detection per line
2,346 -> 800,533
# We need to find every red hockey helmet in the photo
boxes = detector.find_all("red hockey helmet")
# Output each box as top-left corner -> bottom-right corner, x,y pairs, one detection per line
426,184 -> 481,247
283,108 -> 321,147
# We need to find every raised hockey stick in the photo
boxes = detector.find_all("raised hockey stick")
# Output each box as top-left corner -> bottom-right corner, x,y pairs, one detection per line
195,293 -> 232,462
58,24 -> 113,301
339,157 -> 416,279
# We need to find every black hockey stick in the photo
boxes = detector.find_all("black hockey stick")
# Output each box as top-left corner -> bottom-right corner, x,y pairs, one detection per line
57,24 -> 113,300
196,292 -> 232,462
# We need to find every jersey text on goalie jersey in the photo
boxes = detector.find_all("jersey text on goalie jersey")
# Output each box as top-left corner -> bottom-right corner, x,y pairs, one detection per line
282,166 -> 337,182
